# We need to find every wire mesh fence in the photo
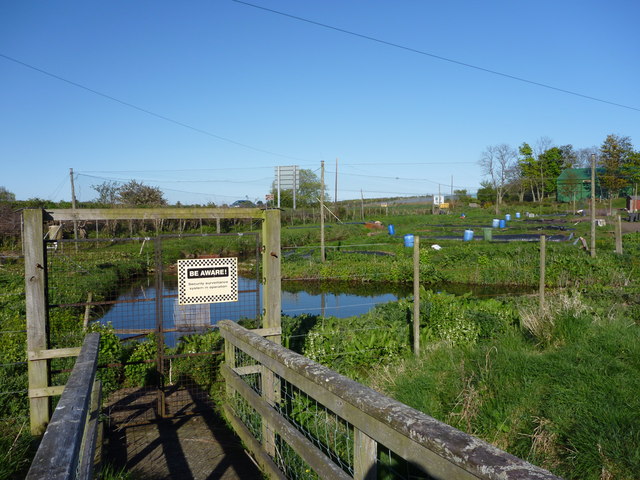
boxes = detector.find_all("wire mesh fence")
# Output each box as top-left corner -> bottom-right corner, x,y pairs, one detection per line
222,321 -> 563,480
44,232 -> 263,425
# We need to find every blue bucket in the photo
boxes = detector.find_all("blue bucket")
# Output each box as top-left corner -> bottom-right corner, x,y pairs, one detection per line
505,214 -> 511,221
404,234 -> 414,247
515,212 -> 521,219
388,224 -> 395,235
463,229 -> 474,241
499,219 -> 506,229
492,219 -> 500,228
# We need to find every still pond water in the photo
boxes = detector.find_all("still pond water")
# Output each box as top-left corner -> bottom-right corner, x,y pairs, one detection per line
100,276 -> 534,346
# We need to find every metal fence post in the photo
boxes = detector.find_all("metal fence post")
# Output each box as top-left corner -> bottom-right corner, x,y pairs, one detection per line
24,209 -> 51,435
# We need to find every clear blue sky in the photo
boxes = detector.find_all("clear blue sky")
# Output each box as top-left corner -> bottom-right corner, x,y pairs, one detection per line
2,0 -> 639,205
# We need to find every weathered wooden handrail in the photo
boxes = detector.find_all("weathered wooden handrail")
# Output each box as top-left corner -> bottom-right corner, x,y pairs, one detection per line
26,333 -> 102,480
220,321 -> 562,480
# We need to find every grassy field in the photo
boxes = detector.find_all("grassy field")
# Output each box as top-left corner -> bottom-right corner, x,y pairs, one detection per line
1,202 -> 638,478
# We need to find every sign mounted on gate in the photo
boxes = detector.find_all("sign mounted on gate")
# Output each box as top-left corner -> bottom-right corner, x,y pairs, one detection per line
177,257 -> 238,305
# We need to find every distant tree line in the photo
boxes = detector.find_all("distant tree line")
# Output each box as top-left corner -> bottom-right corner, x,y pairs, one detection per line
478,134 -> 640,211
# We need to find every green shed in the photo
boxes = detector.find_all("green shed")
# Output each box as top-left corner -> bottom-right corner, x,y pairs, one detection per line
556,168 -> 603,203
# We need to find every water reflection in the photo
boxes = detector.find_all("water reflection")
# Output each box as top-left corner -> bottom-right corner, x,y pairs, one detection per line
99,277 -> 535,346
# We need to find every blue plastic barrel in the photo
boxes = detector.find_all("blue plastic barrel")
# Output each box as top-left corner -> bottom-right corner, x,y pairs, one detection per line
505,214 -> 511,221
499,219 -> 506,229
404,234 -> 414,247
463,229 -> 474,241
492,219 -> 500,228
515,212 -> 521,219
388,224 -> 395,235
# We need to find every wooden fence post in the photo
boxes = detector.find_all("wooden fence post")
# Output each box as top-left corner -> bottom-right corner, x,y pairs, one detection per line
354,429 -> 377,480
413,236 -> 420,357
261,209 -> 281,339
615,215 -> 623,254
24,209 -> 50,435
539,235 -> 546,313
261,208 -> 281,457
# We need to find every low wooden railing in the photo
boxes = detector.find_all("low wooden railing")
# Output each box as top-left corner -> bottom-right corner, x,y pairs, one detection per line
26,333 -> 102,480
220,321 -> 562,480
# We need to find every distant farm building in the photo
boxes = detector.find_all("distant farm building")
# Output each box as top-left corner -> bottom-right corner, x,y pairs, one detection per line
556,168 -> 604,203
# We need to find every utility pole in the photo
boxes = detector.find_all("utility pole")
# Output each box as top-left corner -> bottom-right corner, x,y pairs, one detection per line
277,166 -> 281,208
320,161 -> 325,262
360,189 -> 364,221
70,168 -> 78,241
590,153 -> 596,258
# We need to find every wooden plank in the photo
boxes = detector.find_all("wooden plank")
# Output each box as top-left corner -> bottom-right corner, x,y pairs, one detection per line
24,209 -> 50,435
222,403 -> 286,480
28,347 -> 82,361
223,365 -> 352,480
252,327 -> 282,337
47,207 -> 264,221
233,365 -> 262,376
26,333 -> 101,480
77,379 -> 102,480
29,386 -> 65,398
219,321 -> 561,480
354,429 -> 377,480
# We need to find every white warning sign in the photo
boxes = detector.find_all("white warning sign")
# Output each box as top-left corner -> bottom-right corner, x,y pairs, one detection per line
177,257 -> 238,305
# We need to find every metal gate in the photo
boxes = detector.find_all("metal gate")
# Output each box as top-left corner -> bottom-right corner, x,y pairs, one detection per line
45,232 -> 262,425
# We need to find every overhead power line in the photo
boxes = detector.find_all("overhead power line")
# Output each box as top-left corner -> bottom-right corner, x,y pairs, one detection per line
78,173 -> 272,185
233,0 -> 640,113
0,52 -> 308,161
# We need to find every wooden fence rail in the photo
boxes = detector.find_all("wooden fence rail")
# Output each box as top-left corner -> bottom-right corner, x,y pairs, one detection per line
26,333 -> 102,480
219,321 -> 562,480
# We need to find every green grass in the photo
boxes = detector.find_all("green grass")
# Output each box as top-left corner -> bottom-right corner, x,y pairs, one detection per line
371,293 -> 640,479
1,205 -> 637,477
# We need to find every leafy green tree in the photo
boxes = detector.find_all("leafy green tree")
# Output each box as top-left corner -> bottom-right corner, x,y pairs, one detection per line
537,146 -> 567,197
517,139 -> 574,202
599,134 -> 634,212
518,142 -> 543,202
0,187 -> 15,203
92,180 -> 166,207
271,169 -> 328,208
476,181 -> 496,204
621,150 -> 640,201
118,180 -> 166,207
